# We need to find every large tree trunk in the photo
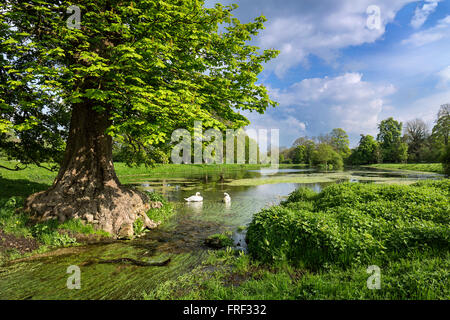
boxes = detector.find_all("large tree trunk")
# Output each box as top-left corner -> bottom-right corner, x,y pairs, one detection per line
24,103 -> 157,238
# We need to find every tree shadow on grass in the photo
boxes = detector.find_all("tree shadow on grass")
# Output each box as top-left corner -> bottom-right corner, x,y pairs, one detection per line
0,176 -> 50,200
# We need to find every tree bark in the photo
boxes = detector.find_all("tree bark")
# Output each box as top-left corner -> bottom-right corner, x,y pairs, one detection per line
24,103 -> 158,237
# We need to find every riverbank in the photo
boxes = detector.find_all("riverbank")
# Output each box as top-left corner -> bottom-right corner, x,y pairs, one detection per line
146,179 -> 450,300
0,160 -> 291,263
2,160 -> 448,300
0,159 -> 181,263
365,163 -> 444,174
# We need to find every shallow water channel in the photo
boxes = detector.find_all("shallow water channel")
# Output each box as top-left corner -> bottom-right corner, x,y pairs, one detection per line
0,167 -> 441,299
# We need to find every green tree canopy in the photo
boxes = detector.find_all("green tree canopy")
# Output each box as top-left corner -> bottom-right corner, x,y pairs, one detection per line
432,104 -> 450,148
377,117 -> 407,163
350,134 -> 380,165
330,128 -> 350,158
312,143 -> 342,170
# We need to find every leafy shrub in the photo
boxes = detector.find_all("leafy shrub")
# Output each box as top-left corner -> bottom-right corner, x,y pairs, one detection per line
144,191 -> 168,204
144,191 -> 174,224
247,180 -> 450,269
31,221 -> 77,247
205,232 -> 234,249
133,217 -> 146,236
281,187 -> 317,205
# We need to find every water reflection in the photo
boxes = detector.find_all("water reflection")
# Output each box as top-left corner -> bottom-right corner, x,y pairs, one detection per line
184,201 -> 203,214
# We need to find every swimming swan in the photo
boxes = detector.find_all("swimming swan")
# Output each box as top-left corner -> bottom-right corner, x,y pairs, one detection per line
184,192 -> 203,202
223,192 -> 231,203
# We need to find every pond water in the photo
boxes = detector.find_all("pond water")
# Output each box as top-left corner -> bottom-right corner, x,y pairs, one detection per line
0,167 -> 442,299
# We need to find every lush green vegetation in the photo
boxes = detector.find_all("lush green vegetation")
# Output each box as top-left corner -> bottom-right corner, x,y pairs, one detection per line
0,160 -> 177,261
0,158 -> 273,184
0,196 -> 111,262
205,232 -> 234,249
280,129 -> 349,170
144,247 -> 449,300
143,191 -> 175,226
144,180 -> 450,300
367,163 -> 444,174
247,181 -> 449,268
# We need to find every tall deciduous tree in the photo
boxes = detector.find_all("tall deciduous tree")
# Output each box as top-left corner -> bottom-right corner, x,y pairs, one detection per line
377,117 -> 408,163
350,134 -> 381,165
329,128 -> 351,159
312,143 -> 342,170
403,118 -> 429,162
432,104 -> 450,148
0,1 -> 278,236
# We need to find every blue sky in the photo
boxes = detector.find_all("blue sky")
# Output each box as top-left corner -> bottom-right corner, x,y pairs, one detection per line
206,0 -> 450,147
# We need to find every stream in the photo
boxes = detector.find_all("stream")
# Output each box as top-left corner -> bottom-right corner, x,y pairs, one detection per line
0,166 -> 442,299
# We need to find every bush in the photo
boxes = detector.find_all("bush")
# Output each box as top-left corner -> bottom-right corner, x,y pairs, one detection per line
281,187 -> 317,205
205,232 -> 234,249
247,180 -> 450,269
144,191 -> 174,224
133,217 -> 146,236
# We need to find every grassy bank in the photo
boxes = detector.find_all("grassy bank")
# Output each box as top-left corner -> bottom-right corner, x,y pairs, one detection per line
115,163 -> 280,177
0,159 -> 280,188
0,196 -> 112,262
366,163 -> 444,174
144,248 -> 449,300
0,159 -> 180,262
145,180 -> 450,300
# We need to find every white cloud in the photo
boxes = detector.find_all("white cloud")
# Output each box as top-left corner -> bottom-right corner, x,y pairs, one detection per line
245,113 -> 307,148
437,66 -> 450,87
246,73 -> 396,146
208,0 -> 415,77
393,90 -> 450,125
259,0 -> 414,77
403,15 -> 450,46
410,0 -> 441,29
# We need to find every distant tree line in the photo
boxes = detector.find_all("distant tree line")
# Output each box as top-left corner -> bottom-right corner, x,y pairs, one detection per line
280,104 -> 450,174
113,129 -> 260,165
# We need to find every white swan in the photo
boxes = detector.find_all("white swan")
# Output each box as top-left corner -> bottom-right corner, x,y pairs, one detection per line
184,192 -> 203,202
223,192 -> 231,203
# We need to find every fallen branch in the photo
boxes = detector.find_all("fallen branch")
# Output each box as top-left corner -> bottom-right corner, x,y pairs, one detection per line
96,257 -> 171,267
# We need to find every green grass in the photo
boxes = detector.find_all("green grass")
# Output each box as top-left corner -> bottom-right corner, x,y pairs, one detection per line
0,196 -> 112,263
114,163 -> 276,177
143,191 -> 175,225
144,248 -> 450,300
366,163 -> 444,174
